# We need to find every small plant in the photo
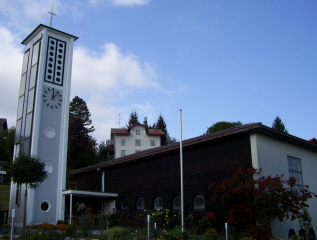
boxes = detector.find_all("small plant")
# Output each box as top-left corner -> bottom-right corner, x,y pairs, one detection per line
107,226 -> 130,239
65,223 -> 77,236
204,228 -> 218,240
290,235 -> 304,240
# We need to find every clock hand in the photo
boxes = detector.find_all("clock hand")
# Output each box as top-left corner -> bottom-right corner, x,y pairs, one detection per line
52,90 -> 60,100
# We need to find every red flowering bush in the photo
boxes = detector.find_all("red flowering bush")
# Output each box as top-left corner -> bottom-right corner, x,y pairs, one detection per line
205,212 -> 216,227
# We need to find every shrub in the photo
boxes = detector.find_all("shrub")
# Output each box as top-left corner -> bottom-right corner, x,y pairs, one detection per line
37,223 -> 56,230
204,228 -> 218,240
56,224 -> 67,231
27,231 -> 65,240
65,223 -> 77,236
107,226 -> 130,239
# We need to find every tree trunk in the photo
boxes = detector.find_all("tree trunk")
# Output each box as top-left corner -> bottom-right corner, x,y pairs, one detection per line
22,184 -> 27,240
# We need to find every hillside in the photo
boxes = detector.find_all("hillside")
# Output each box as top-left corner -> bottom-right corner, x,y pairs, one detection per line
0,184 -> 10,210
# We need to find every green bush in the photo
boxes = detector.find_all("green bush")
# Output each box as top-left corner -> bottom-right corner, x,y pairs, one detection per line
65,223 -> 77,236
204,228 -> 218,240
107,226 -> 130,239
27,230 -> 65,240
290,235 -> 304,240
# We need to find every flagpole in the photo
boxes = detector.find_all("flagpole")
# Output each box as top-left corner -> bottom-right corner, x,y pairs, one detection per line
179,109 -> 184,233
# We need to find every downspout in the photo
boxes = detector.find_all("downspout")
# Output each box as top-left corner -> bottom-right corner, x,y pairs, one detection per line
102,171 -> 105,192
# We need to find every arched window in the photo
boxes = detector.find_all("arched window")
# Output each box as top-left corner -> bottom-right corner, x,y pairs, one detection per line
193,195 -> 205,210
309,228 -> 315,240
136,197 -> 145,210
299,229 -> 306,239
121,198 -> 129,210
172,195 -> 181,210
153,197 -> 163,210
288,229 -> 296,238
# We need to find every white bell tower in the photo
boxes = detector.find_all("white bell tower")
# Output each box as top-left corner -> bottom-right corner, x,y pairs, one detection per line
9,24 -> 78,225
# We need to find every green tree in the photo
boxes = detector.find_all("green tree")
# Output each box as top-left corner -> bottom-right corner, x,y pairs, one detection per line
143,116 -> 149,128
97,141 -> 108,161
206,121 -> 242,134
272,116 -> 288,134
0,126 -> 15,162
210,167 -> 316,240
70,96 -> 95,133
126,110 -> 139,127
8,153 -> 48,240
155,114 -> 168,145
68,96 -> 97,170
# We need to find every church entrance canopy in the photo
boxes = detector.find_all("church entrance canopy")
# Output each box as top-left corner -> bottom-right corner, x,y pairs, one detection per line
62,190 -> 118,223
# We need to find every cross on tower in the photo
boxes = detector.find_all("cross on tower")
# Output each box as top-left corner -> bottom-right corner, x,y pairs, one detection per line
48,4 -> 56,27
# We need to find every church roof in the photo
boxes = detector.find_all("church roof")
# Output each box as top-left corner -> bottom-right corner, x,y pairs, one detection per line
22,24 -> 78,45
71,122 -> 317,175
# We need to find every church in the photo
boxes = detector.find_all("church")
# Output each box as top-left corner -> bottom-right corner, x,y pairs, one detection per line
70,122 -> 317,239
8,24 -> 317,240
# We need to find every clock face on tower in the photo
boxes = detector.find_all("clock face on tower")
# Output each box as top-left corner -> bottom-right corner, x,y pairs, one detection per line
42,86 -> 63,109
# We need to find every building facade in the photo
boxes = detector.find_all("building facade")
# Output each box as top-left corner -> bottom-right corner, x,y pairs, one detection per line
71,123 -> 317,238
110,124 -> 164,159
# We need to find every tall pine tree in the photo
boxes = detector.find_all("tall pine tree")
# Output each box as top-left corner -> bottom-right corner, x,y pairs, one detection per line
272,116 -> 288,134
68,96 -> 97,170
155,114 -> 168,145
126,110 -> 139,127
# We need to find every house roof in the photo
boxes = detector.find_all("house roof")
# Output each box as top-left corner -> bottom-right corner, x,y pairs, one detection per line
71,122 -> 317,175
111,123 -> 165,137
0,118 -> 8,130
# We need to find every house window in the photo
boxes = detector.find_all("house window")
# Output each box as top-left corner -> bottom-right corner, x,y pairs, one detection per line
136,130 -> 140,135
121,198 -> 129,210
154,197 -> 163,210
288,156 -> 303,193
193,195 -> 205,210
136,197 -> 145,210
151,140 -> 155,146
135,150 -> 141,153
135,139 -> 141,146
121,139 -> 126,146
172,195 -> 181,210
121,150 -> 126,157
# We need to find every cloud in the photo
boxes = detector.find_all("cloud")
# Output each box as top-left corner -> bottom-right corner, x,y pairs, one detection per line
0,25 -> 23,127
71,42 -> 160,142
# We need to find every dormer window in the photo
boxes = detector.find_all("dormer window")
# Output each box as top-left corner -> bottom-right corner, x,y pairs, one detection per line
136,130 -> 140,135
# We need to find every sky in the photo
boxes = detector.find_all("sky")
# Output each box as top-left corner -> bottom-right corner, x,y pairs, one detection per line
0,0 -> 316,144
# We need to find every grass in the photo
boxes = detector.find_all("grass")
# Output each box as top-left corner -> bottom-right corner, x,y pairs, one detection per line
0,184 -> 10,210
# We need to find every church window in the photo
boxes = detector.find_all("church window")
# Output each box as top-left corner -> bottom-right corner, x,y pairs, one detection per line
288,229 -> 296,238
135,139 -> 141,146
193,195 -> 205,210
40,200 -> 51,212
288,156 -> 303,193
172,195 -> 181,210
121,198 -> 129,210
151,140 -> 155,146
154,197 -> 163,210
121,139 -> 126,146
15,184 -> 21,206
136,197 -> 145,210
136,130 -> 140,135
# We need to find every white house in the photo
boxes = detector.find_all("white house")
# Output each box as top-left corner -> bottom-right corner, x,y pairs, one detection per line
109,123 -> 165,159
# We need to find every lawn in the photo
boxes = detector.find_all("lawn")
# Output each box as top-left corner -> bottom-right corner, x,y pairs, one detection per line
0,184 -> 10,210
